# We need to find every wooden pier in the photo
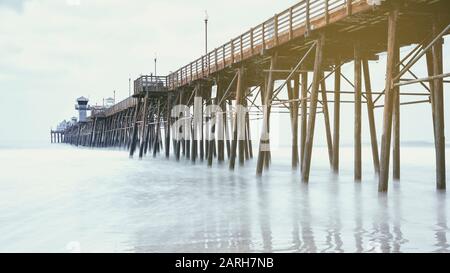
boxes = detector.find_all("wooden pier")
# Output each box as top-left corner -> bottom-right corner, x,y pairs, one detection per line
55,0 -> 450,192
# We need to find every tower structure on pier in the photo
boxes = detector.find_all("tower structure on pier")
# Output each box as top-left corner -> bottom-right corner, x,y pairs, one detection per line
76,97 -> 89,122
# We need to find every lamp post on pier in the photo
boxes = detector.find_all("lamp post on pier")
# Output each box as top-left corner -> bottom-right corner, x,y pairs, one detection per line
204,10 -> 209,68
204,10 -> 209,55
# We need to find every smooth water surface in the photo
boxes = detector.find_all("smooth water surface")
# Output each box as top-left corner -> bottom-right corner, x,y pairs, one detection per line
0,144 -> 448,253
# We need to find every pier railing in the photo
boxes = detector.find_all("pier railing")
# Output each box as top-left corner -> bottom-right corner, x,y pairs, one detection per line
167,0 -> 365,89
134,75 -> 168,94
100,96 -> 137,117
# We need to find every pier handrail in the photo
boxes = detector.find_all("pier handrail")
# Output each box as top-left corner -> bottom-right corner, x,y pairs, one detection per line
134,75 -> 168,94
167,0 -> 364,89
100,96 -> 137,117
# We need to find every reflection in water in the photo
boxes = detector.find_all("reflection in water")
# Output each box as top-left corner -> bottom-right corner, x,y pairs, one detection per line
354,183 -> 365,252
290,176 -> 301,252
392,185 -> 408,252
298,183 -> 317,252
323,177 -> 343,253
371,195 -> 393,252
367,186 -> 407,253
435,193 -> 449,253
257,182 -> 272,252
0,146 -> 449,252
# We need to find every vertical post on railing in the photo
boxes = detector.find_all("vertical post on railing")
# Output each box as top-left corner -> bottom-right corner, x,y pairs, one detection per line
306,0 -> 311,34
222,45 -> 226,68
190,62 -> 193,82
230,40 -> 235,65
208,52 -> 211,76
196,59 -> 199,79
215,48 -> 218,72
325,0 -> 329,24
347,0 -> 352,16
205,53 -> 211,76
250,28 -> 254,55
289,7 -> 293,40
274,14 -> 279,46
262,23 -> 266,51
201,56 -> 205,78
206,55 -> 209,76
240,35 -> 244,60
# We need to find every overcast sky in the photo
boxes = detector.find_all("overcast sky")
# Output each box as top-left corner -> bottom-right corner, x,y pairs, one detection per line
0,0 -> 448,147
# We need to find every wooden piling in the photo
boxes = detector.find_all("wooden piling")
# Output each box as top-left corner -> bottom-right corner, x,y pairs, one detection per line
217,82 -> 225,163
393,46 -> 400,180
256,53 -> 277,175
362,59 -> 380,174
243,90 -> 249,162
126,107 -> 134,149
431,21 -> 446,190
165,94 -> 172,158
301,36 -> 324,182
378,9 -> 399,192
320,72 -> 333,167
185,98 -> 191,159
139,95 -> 150,158
90,117 -> 97,147
129,98 -> 142,157
300,71 -> 308,171
239,87 -> 247,166
200,91 -> 205,162
153,99 -> 161,157
76,125 -> 81,147
354,42 -> 362,181
207,85 -> 218,167
230,67 -> 244,170
146,106 -> 155,154
332,63 -> 341,173
246,110 -> 253,159
192,89 -> 200,163
288,77 -> 300,169
225,100 -> 232,159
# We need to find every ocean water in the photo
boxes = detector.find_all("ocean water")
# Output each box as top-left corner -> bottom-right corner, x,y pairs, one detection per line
0,144 -> 448,253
